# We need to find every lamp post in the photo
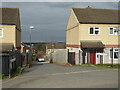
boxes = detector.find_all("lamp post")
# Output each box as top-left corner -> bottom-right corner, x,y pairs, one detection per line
29,26 -> 34,48
29,26 -> 34,67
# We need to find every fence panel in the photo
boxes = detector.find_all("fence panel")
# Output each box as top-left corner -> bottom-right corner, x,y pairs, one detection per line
2,52 -> 10,75
1,51 -> 22,76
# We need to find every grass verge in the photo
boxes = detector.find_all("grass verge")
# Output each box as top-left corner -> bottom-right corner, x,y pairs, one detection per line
93,64 -> 120,69
80,63 -> 120,69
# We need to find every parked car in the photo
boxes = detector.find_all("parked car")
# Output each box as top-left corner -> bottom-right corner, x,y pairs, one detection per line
36,57 -> 45,62
32,53 -> 37,56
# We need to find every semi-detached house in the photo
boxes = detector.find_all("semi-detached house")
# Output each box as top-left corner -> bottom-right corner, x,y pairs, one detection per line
0,8 -> 21,51
66,7 -> 120,65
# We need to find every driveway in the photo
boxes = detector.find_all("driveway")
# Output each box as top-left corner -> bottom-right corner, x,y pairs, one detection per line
2,61 -> 118,88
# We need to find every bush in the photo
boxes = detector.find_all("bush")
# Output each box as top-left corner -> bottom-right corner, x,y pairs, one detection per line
0,75 -> 2,79
0,74 -> 8,79
12,67 -> 23,77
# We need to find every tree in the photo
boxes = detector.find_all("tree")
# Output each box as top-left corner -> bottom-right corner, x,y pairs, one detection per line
34,43 -> 46,53
36,51 -> 44,58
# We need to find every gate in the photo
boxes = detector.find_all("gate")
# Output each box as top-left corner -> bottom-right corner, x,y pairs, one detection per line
68,52 -> 75,65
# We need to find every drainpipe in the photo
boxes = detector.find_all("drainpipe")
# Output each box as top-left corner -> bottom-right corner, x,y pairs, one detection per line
79,50 -> 81,65
111,48 -> 113,67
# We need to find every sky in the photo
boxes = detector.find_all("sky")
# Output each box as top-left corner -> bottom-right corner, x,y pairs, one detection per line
2,2 -> 119,42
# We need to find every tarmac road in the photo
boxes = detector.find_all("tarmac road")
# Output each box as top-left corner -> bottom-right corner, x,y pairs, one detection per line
2,61 -> 119,88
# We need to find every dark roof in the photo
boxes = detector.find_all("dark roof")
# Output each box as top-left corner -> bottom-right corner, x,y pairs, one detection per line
47,43 -> 66,49
0,8 -> 21,30
72,7 -> 119,24
81,41 -> 105,48
21,43 -> 30,49
0,44 -> 14,52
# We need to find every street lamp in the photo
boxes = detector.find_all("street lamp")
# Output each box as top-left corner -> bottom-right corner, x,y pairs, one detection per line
29,26 -> 34,48
29,26 -> 34,67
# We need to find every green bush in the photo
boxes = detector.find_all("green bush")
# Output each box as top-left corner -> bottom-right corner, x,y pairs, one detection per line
0,74 -> 8,79
0,75 -> 2,79
32,56 -> 36,61
12,67 -> 23,77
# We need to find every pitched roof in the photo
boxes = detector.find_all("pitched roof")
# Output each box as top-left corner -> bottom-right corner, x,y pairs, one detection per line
81,41 -> 105,48
72,7 -> 119,24
0,8 -> 21,30
47,43 -> 66,49
0,44 -> 14,52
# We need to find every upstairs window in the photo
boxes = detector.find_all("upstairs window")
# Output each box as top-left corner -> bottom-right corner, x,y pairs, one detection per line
109,27 -> 120,35
89,27 -> 100,35
0,28 -> 3,37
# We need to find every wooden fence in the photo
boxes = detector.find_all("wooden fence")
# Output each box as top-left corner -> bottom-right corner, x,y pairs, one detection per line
0,50 -> 22,77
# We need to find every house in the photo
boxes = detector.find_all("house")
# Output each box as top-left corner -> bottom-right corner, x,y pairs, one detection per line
45,43 -> 67,63
46,43 -> 66,55
66,7 -> 120,65
0,8 -> 22,76
21,43 -> 30,67
0,8 -> 21,50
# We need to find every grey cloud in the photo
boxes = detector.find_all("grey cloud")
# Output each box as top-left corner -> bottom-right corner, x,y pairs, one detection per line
43,2 -> 76,8
2,2 -> 118,42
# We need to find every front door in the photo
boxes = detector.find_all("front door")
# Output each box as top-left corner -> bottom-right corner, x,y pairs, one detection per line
68,52 -> 75,65
82,52 -> 86,64
90,53 -> 96,64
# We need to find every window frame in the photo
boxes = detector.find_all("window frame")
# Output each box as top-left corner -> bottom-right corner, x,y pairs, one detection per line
0,28 -> 3,37
109,27 -> 120,36
89,27 -> 100,35
109,48 -> 120,60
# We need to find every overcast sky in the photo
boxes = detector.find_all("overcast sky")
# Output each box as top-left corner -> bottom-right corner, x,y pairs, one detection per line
2,2 -> 118,42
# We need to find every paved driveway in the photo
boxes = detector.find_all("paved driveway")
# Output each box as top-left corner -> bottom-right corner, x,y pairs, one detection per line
2,61 -> 118,88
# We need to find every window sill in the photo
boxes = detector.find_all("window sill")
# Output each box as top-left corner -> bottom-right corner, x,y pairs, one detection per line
89,34 -> 100,36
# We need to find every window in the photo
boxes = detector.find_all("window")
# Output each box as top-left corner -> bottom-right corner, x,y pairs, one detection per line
109,27 -> 120,35
109,48 -> 119,60
114,49 -> 119,59
0,28 -> 3,37
89,27 -> 100,35
110,28 -> 114,35
90,27 -> 94,34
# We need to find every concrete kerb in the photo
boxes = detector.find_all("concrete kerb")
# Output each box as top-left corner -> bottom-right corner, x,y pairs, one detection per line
53,62 -> 72,66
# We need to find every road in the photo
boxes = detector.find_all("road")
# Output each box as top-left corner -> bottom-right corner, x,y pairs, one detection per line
2,61 -> 118,88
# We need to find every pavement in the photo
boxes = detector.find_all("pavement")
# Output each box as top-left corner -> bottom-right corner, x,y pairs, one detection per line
2,61 -> 119,88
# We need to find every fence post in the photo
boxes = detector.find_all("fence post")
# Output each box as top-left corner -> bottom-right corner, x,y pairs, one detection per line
9,53 -> 11,78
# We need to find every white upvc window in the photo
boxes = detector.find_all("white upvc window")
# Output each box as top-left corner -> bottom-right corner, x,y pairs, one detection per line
109,48 -> 120,60
0,28 -> 3,37
109,27 -> 120,35
89,27 -> 100,35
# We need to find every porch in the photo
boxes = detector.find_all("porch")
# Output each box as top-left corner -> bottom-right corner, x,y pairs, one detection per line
81,41 -> 105,64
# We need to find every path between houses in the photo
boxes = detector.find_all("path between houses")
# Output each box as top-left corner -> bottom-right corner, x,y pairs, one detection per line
2,61 -> 118,88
